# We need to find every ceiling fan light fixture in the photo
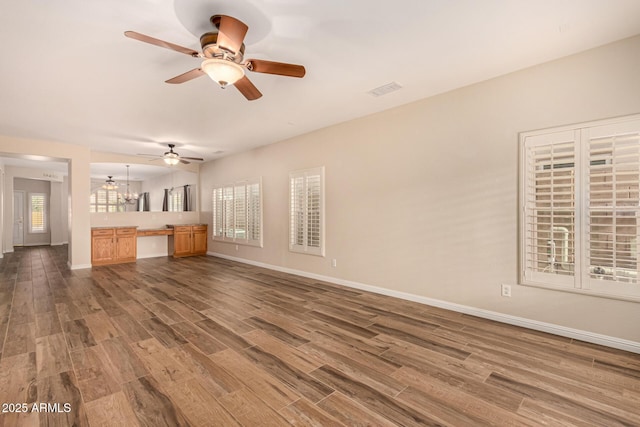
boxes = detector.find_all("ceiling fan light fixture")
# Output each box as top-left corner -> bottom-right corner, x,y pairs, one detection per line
164,154 -> 180,165
201,58 -> 244,88
102,176 -> 118,190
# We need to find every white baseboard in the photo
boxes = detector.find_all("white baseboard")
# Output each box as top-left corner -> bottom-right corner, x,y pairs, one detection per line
137,253 -> 170,259
69,262 -> 92,270
208,251 -> 640,354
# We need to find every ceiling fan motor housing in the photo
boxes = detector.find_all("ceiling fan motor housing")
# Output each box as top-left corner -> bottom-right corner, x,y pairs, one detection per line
200,32 -> 245,63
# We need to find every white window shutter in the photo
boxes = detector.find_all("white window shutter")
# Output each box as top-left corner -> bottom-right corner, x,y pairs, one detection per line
212,179 -> 262,247
585,120 -> 640,295
521,114 -> 640,300
289,167 -> 324,256
29,193 -> 46,233
247,181 -> 261,243
212,188 -> 223,237
522,131 -> 577,287
224,186 -> 235,238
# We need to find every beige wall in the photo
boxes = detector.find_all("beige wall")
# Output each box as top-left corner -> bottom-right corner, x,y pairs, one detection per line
200,35 -> 640,343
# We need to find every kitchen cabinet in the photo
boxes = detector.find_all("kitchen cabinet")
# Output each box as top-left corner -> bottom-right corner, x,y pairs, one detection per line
168,224 -> 207,257
91,227 -> 137,266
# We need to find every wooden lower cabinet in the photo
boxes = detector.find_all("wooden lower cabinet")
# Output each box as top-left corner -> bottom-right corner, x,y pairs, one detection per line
91,227 -> 137,266
169,224 -> 207,257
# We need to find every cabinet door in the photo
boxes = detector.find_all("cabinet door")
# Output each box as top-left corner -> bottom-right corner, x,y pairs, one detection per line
192,226 -> 207,255
173,230 -> 192,257
92,235 -> 114,264
116,235 -> 137,262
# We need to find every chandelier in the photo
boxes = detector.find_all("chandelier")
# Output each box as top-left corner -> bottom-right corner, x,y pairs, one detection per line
119,165 -> 139,205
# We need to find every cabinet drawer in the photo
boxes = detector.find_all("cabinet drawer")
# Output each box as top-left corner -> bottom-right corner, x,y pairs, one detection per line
192,225 -> 207,232
92,228 -> 114,236
173,226 -> 191,233
116,228 -> 137,236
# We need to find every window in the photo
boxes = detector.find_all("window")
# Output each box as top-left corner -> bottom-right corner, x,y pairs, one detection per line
212,178 -> 262,246
289,167 -> 324,256
90,189 -> 122,213
170,190 -> 183,212
520,114 -> 640,300
29,193 -> 47,233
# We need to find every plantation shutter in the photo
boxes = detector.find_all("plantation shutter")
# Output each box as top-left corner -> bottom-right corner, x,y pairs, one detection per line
521,115 -> 640,299
212,188 -> 223,237
522,131 -> 578,287
234,184 -> 246,239
224,186 -> 234,238
247,181 -> 261,243
306,174 -> 321,249
289,167 -> 324,256
170,191 -> 183,212
586,120 -> 640,289
212,179 -> 262,246
30,193 -> 46,233
290,175 -> 305,248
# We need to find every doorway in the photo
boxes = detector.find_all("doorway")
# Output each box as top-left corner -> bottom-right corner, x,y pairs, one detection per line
13,190 -> 24,246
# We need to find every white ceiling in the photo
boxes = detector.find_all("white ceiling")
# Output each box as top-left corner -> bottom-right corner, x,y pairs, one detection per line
1,0 -> 640,164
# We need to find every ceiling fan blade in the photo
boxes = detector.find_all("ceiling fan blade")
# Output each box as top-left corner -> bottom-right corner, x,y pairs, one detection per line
211,15 -> 248,55
124,31 -> 200,57
247,59 -> 306,78
165,68 -> 205,84
179,159 -> 191,165
234,76 -> 262,101
180,156 -> 204,161
136,154 -> 163,158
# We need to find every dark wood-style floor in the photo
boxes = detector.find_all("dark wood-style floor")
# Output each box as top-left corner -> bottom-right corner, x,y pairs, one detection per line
0,246 -> 639,426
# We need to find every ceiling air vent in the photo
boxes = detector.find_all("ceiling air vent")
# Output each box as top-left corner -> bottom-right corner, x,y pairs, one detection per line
367,81 -> 403,97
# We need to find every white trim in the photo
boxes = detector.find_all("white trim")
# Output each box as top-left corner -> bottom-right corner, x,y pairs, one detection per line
136,252 -> 169,259
208,251 -> 640,354
69,262 -> 91,270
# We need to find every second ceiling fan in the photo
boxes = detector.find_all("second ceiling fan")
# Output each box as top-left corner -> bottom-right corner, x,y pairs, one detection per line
125,14 -> 306,100
138,144 -> 204,165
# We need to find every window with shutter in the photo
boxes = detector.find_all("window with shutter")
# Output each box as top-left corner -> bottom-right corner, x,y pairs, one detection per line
520,114 -> 640,300
90,188 -> 122,213
212,178 -> 262,247
170,190 -> 183,212
213,187 -> 224,238
289,167 -> 325,256
247,182 -> 261,242
522,130 -> 578,287
29,193 -> 46,233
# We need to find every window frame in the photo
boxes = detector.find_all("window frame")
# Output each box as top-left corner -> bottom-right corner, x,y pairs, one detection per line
519,114 -> 640,301
28,192 -> 47,234
289,167 -> 325,256
212,178 -> 263,247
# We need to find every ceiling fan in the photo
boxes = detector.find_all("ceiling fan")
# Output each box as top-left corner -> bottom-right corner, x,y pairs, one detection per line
138,144 -> 204,165
125,14 -> 306,100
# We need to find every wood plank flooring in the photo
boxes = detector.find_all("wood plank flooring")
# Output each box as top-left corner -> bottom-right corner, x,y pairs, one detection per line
0,245 -> 639,426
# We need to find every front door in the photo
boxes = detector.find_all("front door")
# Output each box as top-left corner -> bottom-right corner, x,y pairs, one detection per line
13,191 -> 24,246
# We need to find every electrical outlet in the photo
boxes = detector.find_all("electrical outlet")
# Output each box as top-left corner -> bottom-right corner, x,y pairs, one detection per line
331,259 -> 337,268
501,284 -> 512,298
235,245 -> 239,251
